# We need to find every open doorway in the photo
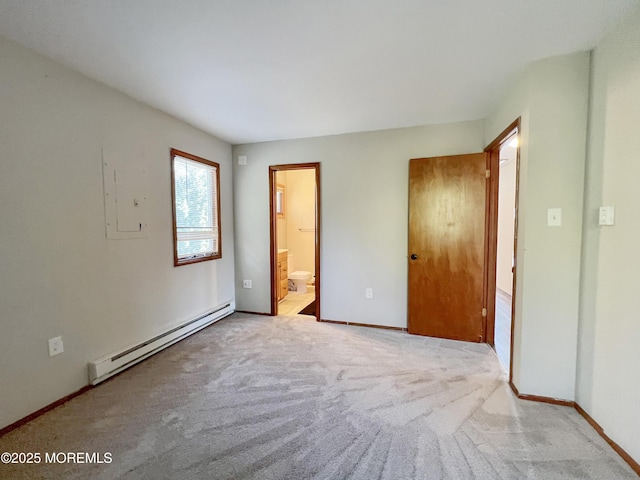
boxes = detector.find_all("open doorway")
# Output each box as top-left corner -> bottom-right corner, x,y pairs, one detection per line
269,163 -> 321,319
485,118 -> 520,379
494,132 -> 518,371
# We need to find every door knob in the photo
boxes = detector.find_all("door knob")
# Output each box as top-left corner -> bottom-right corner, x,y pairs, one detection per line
410,254 -> 418,260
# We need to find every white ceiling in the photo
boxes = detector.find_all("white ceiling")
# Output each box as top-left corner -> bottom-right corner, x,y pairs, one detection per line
0,1 -> 638,145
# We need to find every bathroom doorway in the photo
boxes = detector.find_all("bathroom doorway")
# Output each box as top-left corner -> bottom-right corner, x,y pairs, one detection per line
269,163 -> 320,319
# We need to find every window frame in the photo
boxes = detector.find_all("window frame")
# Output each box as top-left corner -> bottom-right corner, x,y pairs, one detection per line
170,148 -> 222,267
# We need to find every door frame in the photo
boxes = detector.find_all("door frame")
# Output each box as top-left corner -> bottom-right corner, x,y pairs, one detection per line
268,163 -> 321,319
483,117 -> 521,383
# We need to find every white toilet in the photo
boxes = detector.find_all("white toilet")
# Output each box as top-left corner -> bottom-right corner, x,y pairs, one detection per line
288,254 -> 312,294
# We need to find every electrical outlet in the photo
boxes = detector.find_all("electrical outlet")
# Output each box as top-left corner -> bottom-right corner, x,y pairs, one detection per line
243,279 -> 252,289
365,288 -> 374,299
48,336 -> 64,357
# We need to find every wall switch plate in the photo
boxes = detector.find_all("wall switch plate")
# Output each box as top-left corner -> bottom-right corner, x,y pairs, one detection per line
242,279 -> 252,288
48,336 -> 64,357
547,208 -> 562,227
365,288 -> 373,299
599,206 -> 615,226
238,155 -> 247,165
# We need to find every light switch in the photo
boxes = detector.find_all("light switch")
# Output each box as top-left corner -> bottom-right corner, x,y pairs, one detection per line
599,206 -> 615,226
547,208 -> 562,227
238,155 -> 247,165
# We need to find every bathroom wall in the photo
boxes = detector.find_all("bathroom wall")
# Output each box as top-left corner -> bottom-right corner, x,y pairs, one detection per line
285,169 -> 316,276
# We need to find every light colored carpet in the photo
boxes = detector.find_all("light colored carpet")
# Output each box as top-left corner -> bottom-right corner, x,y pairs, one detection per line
0,313 -> 636,479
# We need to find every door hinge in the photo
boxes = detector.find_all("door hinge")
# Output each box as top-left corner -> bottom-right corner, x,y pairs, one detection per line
485,169 -> 491,178
482,307 -> 487,317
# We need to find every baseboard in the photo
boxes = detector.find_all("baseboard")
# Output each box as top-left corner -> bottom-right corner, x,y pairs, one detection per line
235,310 -> 272,316
509,381 -> 575,407
574,403 -> 640,476
0,385 -> 93,437
319,318 -> 407,332
509,381 -> 639,475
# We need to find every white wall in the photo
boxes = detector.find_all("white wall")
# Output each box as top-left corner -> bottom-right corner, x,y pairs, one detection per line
485,52 -> 590,401
0,36 -> 235,429
233,122 -> 485,320
285,169 -> 316,276
577,7 -> 640,463
496,145 -> 517,295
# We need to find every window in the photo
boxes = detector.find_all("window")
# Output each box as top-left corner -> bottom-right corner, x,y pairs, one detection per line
170,149 -> 221,266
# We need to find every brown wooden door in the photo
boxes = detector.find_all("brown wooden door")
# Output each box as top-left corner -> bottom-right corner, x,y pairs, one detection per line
408,153 -> 487,342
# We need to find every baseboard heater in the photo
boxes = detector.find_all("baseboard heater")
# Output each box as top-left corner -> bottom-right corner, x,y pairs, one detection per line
88,301 -> 234,385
